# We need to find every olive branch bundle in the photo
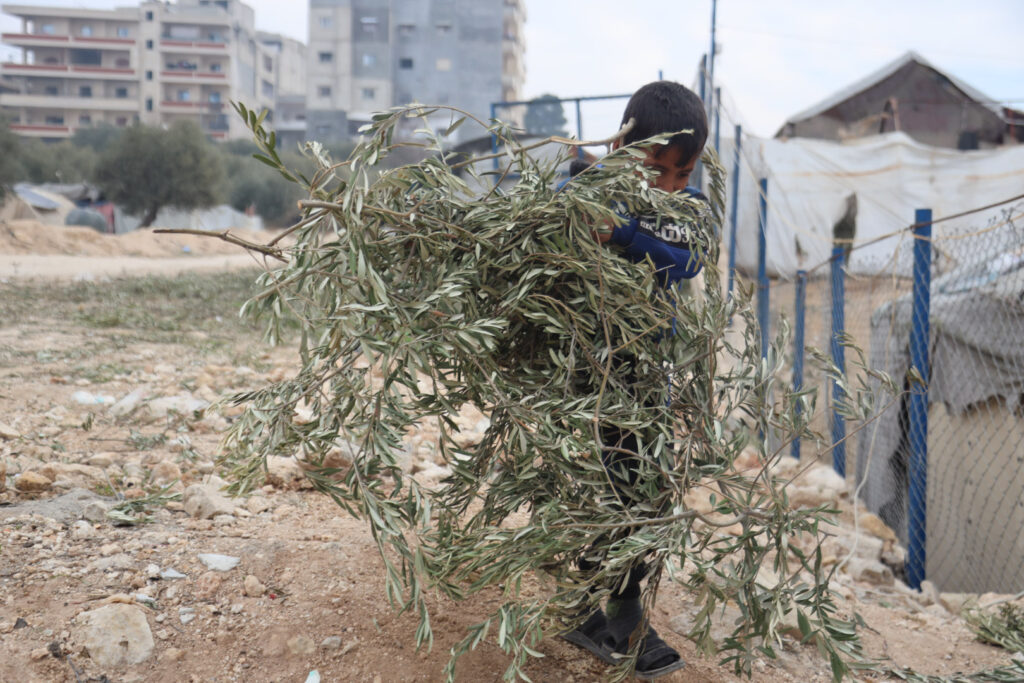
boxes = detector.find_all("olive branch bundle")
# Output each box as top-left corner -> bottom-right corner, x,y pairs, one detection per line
220,103 -> 883,681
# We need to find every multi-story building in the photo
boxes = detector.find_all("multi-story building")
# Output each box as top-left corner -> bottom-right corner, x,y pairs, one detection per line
305,0 -> 526,142
0,0 -> 277,140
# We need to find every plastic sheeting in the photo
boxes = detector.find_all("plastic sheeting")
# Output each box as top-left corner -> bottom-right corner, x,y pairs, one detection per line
721,132 -> 1024,278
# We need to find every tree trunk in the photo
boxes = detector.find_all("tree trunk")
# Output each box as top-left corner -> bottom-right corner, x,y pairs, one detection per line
140,205 -> 159,228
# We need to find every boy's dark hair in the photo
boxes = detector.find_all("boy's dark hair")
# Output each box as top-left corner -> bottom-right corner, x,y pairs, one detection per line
620,81 -> 708,164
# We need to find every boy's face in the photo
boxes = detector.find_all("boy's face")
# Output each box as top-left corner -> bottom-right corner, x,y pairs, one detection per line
642,144 -> 699,193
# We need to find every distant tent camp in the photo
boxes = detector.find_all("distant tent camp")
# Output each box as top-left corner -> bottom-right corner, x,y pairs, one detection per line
776,51 -> 1024,150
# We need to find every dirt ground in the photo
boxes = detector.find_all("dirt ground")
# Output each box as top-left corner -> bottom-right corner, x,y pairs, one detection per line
0,232 -> 1020,682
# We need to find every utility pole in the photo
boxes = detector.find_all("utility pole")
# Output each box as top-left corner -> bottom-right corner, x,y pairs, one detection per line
707,0 -> 718,121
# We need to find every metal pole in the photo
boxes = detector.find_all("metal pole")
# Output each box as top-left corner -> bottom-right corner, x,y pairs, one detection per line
713,86 -> 721,155
694,54 -> 707,191
490,102 -> 499,172
757,178 -> 769,360
792,269 -> 807,459
708,0 -> 717,114
727,124 -> 741,301
830,245 -> 847,477
907,208 -> 933,591
575,98 -> 584,159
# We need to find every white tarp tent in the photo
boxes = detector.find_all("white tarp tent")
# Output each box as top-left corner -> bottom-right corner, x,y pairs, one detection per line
722,132 -> 1024,278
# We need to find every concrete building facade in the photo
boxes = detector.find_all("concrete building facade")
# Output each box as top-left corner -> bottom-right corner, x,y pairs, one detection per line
0,0 -> 277,140
305,0 -> 525,142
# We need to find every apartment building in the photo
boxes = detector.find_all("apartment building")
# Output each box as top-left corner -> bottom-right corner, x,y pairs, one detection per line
0,0 -> 277,140
305,0 -> 526,142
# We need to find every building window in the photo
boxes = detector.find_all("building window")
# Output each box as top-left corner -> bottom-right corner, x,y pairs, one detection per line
209,91 -> 222,103
263,55 -> 273,71
79,85 -> 92,97
116,116 -> 128,126
318,15 -> 332,28
436,57 -> 452,72
145,10 -> 153,20
44,85 -> 59,96
318,85 -> 331,97
210,63 -> 222,72
146,70 -> 153,80
361,87 -> 375,100
397,24 -> 415,38
79,114 -> 91,125
436,23 -> 452,36
177,89 -> 190,101
117,27 -> 130,38
115,87 -> 129,98
399,57 -> 413,69
115,57 -> 130,68
359,16 -> 379,36
40,24 -> 55,35
318,52 -> 333,63
80,25 -> 93,37
146,39 -> 153,49
146,97 -> 153,111
362,53 -> 375,67
261,80 -> 273,97
45,115 -> 64,125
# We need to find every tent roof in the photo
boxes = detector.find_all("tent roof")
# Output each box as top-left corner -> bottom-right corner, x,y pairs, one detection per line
783,51 -> 1006,126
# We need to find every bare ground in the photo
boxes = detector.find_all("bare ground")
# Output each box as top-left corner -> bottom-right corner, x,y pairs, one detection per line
0,257 -> 1018,683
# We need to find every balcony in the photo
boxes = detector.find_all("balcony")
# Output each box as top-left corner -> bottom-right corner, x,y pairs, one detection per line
7,123 -> 72,138
160,68 -> 228,83
160,99 -> 223,111
2,32 -> 136,49
1,62 -> 137,80
0,93 -> 138,111
159,39 -> 228,53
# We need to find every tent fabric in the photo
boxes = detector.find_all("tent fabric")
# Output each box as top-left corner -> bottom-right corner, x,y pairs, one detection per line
722,132 -> 1024,278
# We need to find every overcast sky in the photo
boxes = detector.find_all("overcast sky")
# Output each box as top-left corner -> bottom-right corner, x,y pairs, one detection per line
3,0 -> 1022,139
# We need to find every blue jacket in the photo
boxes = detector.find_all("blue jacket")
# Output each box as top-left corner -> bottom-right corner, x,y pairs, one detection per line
607,187 -> 707,287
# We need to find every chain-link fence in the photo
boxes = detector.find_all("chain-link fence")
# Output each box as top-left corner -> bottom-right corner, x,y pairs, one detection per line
753,199 -> 1024,594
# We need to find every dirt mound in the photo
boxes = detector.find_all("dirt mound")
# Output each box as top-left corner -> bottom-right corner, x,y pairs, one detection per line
0,220 -> 275,258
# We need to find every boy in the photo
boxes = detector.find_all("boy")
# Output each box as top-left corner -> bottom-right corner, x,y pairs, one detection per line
561,80 -> 709,680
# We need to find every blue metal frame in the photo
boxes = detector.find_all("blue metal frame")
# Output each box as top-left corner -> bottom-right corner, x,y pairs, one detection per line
727,125 -> 741,301
757,178 -> 769,360
907,209 -> 933,591
792,269 -> 807,460
830,246 -> 847,476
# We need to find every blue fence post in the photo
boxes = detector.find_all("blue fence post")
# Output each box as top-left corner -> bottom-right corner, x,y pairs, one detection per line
907,209 -> 933,591
829,246 -> 847,477
757,178 -> 769,360
727,125 -> 741,302
792,269 -> 807,460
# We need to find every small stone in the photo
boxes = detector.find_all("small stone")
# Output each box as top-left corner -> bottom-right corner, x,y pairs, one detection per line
265,456 -> 306,489
179,607 -> 196,625
183,484 -> 235,520
70,520 -> 96,540
145,563 -> 161,579
82,501 -> 111,522
212,514 -> 235,527
0,422 -> 19,439
194,572 -> 223,599
15,471 -> 52,492
152,461 -> 182,485
843,557 -> 894,586
320,636 -> 342,650
30,648 -> 50,661
245,496 -> 271,514
196,460 -> 215,474
230,603 -> 244,614
287,635 -> 316,656
87,453 -> 114,468
159,647 -> 185,662
198,553 -> 240,572
857,512 -> 898,543
939,592 -> 974,614
14,618 -> 29,630
160,568 -> 187,580
243,575 -> 265,597
76,604 -> 154,667
99,543 -> 122,556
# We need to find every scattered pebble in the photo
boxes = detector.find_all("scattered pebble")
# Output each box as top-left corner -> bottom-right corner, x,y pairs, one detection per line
198,553 -> 240,572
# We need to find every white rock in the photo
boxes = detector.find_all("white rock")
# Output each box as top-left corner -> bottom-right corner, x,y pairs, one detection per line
320,636 -> 342,650
147,394 -> 207,419
160,568 -> 187,580
70,520 -> 96,540
0,422 -> 20,439
197,553 -> 240,572
264,456 -> 305,489
76,604 -> 154,667
243,575 -> 265,597
183,484 -> 235,520
110,389 -> 147,418
245,496 -> 271,514
82,501 -> 111,523
842,557 -> 894,586
178,607 -> 196,625
145,563 -> 161,579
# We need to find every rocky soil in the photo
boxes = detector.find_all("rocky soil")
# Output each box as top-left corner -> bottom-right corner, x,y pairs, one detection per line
0,268 -> 1020,683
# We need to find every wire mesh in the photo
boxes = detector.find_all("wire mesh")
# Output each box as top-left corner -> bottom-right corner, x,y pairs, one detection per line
761,201 -> 1024,593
